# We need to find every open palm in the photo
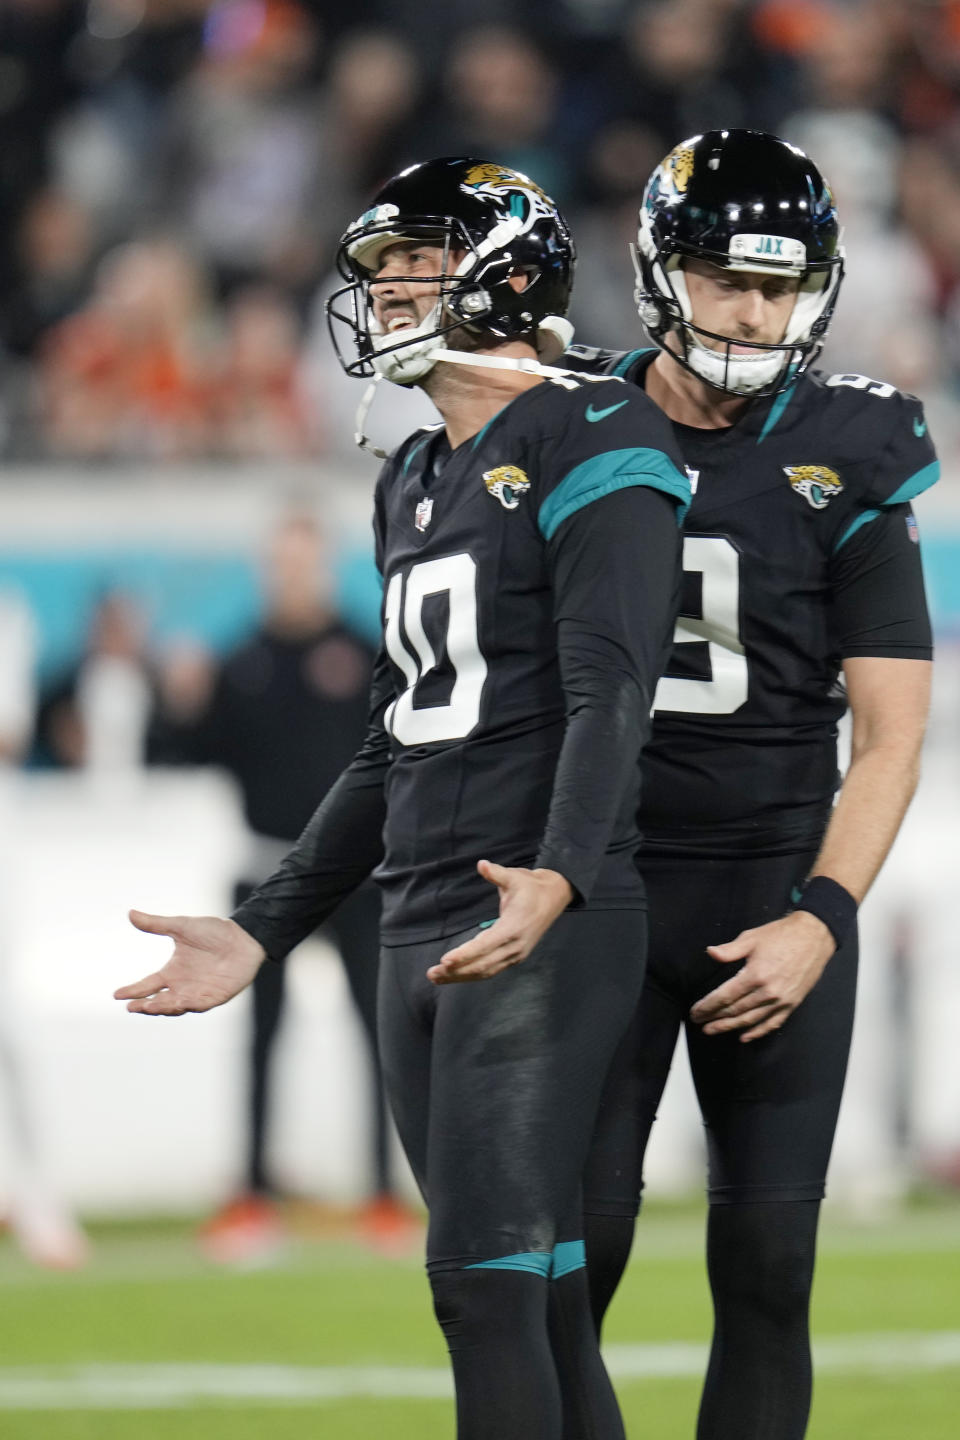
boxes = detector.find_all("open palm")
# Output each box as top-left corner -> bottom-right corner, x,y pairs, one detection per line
115,911 -> 266,1016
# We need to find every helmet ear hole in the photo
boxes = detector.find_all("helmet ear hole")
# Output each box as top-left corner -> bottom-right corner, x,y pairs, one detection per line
453,289 -> 493,320
638,297 -> 667,333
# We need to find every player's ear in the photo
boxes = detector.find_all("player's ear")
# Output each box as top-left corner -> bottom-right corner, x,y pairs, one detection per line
507,269 -> 530,294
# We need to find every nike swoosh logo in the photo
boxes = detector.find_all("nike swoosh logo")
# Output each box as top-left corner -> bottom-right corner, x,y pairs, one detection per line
790,885 -> 804,905
913,416 -> 927,438
585,399 -> 629,423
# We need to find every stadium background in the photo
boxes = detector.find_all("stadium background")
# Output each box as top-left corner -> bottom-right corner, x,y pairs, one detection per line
1,1 -> 959,1435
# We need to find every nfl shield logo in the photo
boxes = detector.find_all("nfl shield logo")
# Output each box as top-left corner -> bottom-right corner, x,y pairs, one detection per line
415,497 -> 434,532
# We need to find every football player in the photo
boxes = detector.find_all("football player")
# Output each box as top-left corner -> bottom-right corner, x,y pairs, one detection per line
116,157 -> 691,1439
567,130 -> 936,1440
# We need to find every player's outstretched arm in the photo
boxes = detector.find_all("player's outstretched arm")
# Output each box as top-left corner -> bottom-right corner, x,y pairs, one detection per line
115,911 -> 266,1015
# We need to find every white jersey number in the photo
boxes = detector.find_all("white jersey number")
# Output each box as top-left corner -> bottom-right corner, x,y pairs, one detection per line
825,372 -> 896,399
654,535 -> 748,715
384,553 -> 488,745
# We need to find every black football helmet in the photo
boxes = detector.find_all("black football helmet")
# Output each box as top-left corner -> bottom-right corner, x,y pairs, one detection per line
634,130 -> 844,396
326,157 -> 576,385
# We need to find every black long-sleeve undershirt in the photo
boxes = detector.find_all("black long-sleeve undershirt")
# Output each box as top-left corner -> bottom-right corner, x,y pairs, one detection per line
231,650 -> 392,960
233,485 -> 681,959
535,485 -> 681,900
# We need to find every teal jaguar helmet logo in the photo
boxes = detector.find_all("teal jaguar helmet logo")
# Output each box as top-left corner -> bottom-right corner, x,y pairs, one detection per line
784,465 -> 844,510
483,465 -> 530,511
461,163 -> 556,232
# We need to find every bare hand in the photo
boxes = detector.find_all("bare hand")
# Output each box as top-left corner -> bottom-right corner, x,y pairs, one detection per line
427,861 -> 573,985
115,911 -> 267,1015
690,910 -> 835,1043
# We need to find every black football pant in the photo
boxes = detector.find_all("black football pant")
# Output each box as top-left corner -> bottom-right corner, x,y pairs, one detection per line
583,850 -> 858,1440
235,880 -> 391,1198
379,908 -> 646,1440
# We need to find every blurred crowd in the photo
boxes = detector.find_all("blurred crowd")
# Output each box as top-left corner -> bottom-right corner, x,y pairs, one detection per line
2,0 -> 960,466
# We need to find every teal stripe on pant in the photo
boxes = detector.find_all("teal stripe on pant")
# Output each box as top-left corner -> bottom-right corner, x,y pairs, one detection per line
551,1239 -> 586,1279
466,1251 -> 553,1278
465,1240 -> 586,1280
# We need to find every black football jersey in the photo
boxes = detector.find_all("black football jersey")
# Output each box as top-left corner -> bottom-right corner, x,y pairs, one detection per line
565,345 -> 937,855
370,373 -> 689,940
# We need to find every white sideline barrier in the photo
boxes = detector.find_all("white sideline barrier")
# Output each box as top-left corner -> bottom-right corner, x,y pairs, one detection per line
0,768 -> 958,1215
0,771 -> 394,1214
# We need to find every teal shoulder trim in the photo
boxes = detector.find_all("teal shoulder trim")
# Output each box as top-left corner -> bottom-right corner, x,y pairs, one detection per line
835,460 -> 940,551
884,460 -> 940,506
538,448 -> 690,542
401,433 -> 433,476
757,379 -> 798,444
834,508 -> 880,552
467,1252 -> 552,1278
613,347 -> 653,378
551,1240 -> 586,1280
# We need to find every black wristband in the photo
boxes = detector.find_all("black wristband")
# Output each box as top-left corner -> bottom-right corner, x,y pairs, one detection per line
792,876 -> 858,949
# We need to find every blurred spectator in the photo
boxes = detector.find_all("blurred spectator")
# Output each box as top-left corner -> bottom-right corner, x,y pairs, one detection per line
155,512 -> 415,1260
900,134 -> 960,311
207,284 -> 317,457
600,0 -> 785,151
150,633 -> 216,740
568,120 -> 667,350
410,25 -> 570,200
156,0 -> 327,298
0,0 -> 85,317
34,236 -> 214,460
27,3 -> 210,264
776,0 -> 898,113
319,28 -> 421,191
366,0 -> 516,71
897,0 -> 960,135
0,0 -> 958,462
784,112 -> 942,395
217,26 -> 424,301
901,129 -> 960,422
3,187 -> 96,359
0,583 -> 89,1268
36,589 -> 155,771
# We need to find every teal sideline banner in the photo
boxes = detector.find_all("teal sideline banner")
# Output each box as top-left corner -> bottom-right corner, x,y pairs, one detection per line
1,528 -> 958,683
0,546 -> 384,680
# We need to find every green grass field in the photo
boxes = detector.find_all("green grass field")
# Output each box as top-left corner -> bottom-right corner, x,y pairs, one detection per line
2,1197 -> 959,1438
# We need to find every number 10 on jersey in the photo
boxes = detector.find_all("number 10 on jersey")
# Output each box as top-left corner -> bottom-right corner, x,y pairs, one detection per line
384,554 -> 488,745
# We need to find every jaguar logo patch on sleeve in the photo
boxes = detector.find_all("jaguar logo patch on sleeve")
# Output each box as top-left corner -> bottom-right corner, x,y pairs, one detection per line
784,465 -> 844,510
